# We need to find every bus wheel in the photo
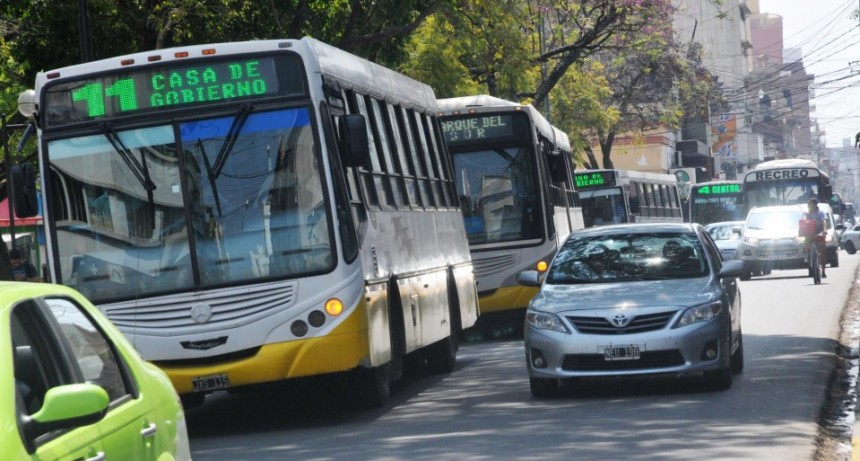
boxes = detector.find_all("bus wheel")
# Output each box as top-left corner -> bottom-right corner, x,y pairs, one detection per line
354,364 -> 391,408
426,329 -> 457,374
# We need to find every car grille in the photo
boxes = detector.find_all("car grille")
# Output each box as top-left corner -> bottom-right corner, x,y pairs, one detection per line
567,311 -> 676,335
561,350 -> 685,371
754,239 -> 801,259
719,249 -> 737,260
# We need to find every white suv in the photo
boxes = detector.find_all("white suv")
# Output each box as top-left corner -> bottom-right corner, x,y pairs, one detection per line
736,203 -> 840,280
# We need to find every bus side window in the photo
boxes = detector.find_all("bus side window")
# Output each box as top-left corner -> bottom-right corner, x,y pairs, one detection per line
628,182 -> 641,215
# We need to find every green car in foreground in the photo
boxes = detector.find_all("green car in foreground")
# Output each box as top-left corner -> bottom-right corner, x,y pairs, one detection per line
1,282 -> 191,460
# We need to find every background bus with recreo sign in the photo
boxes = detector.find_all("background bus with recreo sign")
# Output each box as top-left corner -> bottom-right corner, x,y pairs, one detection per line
574,169 -> 684,227
14,37 -> 479,408
437,95 -> 582,333
688,180 -> 743,225
740,159 -> 833,214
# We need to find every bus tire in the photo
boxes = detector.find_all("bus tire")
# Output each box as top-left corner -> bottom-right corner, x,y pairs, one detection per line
426,275 -> 461,374
425,330 -> 457,374
354,364 -> 391,408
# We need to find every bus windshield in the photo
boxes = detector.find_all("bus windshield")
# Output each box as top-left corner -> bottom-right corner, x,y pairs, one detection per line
46,106 -> 332,302
743,178 -> 819,209
689,182 -> 742,225
452,146 -> 541,245
578,188 -> 627,227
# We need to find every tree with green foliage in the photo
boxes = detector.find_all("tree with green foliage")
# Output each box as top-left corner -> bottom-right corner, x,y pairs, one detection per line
568,1 -> 722,170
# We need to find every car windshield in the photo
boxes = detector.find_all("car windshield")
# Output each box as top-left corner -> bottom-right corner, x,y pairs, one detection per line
545,232 -> 709,284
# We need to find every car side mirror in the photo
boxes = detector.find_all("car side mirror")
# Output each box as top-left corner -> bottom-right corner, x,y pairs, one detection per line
718,260 -> 745,279
21,383 -> 109,453
517,270 -> 542,286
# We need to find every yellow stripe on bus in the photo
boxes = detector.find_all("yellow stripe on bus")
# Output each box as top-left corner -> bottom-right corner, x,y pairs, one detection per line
160,302 -> 371,394
477,285 -> 539,314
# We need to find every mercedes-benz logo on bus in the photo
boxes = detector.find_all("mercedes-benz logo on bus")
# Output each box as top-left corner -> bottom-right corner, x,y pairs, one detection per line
191,304 -> 214,324
611,314 -> 630,328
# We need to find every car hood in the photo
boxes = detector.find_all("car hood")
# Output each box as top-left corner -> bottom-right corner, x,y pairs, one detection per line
745,227 -> 797,240
531,277 -> 718,313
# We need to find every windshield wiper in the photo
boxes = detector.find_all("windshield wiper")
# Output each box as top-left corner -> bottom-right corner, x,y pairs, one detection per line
204,104 -> 252,217
197,140 -> 223,217
100,122 -> 156,228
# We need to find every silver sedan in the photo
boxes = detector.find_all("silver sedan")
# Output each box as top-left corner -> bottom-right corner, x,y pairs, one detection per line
518,223 -> 744,397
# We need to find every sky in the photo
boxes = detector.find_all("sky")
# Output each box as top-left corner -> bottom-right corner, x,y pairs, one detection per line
759,0 -> 860,148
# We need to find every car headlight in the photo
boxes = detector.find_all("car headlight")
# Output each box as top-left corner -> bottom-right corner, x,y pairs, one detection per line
676,301 -> 722,328
743,236 -> 759,245
526,310 -> 569,333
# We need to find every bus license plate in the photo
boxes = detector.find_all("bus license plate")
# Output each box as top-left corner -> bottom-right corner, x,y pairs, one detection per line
192,374 -> 230,392
604,345 -> 641,361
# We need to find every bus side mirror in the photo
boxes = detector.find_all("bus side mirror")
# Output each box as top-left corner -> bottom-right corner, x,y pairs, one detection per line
11,163 -> 38,218
339,114 -> 370,168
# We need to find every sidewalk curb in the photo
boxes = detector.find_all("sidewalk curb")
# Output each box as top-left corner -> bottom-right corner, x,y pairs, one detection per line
814,268 -> 860,461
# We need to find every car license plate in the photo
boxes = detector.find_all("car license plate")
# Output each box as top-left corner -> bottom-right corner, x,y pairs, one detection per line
192,374 -> 230,392
604,345 -> 641,361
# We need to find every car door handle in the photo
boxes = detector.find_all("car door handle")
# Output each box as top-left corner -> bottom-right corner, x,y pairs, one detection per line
85,452 -> 106,461
141,423 -> 158,438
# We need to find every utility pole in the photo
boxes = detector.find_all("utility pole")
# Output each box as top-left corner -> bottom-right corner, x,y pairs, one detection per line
78,0 -> 94,62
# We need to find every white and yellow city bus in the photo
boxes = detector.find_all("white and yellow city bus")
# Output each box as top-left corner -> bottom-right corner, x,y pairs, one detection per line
16,37 -> 478,407
437,95 -> 583,331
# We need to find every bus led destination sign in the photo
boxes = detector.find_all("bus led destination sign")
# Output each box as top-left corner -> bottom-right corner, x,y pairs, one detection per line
442,114 -> 514,143
44,55 -> 304,126
694,183 -> 741,195
574,171 -> 616,189
748,168 -> 818,181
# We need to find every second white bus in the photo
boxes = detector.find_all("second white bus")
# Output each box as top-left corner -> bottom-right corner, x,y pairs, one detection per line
438,95 -> 583,331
